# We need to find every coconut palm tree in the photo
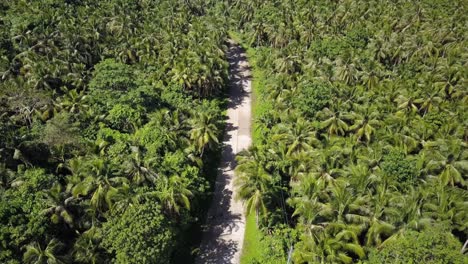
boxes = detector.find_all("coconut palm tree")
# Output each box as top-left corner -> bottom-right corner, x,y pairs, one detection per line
54,88 -> 89,115
190,112 -> 220,157
424,139 -> 467,186
155,175 -> 193,216
348,106 -> 381,143
72,227 -> 105,264
42,183 -> 76,227
124,147 -> 158,186
422,184 -> 467,233
363,185 -> 396,247
234,146 -> 273,226
71,158 -> 128,215
272,118 -> 319,156
293,223 -> 365,264
23,239 -> 66,264
317,108 -> 349,137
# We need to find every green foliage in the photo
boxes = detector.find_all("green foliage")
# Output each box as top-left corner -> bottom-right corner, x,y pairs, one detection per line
106,103 -> 143,132
293,81 -> 331,118
0,0 -> 227,262
241,214 -> 264,264
89,59 -> 135,91
345,26 -> 371,50
95,126 -> 130,158
231,0 -> 467,262
381,150 -> 417,187
250,226 -> 295,264
366,226 -> 467,264
310,37 -> 353,59
102,201 -> 176,264
0,169 -> 54,262
1,0 -> 467,263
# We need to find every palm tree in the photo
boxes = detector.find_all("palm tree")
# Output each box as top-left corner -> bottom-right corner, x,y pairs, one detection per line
327,181 -> 367,223
348,106 -> 381,142
190,112 -> 220,157
155,175 -> 193,215
290,195 -> 330,234
71,158 -> 128,215
234,147 -> 273,226
388,187 -> 432,231
424,139 -> 467,186
274,54 -> 301,74
72,227 -> 105,264
317,108 -> 349,137
334,55 -> 359,86
359,59 -> 383,90
124,146 -> 158,185
422,184 -> 467,233
394,92 -> 422,117
363,185 -> 396,247
42,183 -> 75,227
54,88 -> 89,115
272,118 -> 319,156
293,223 -> 365,264
418,90 -> 442,116
343,163 -> 379,194
23,239 -> 66,264
249,21 -> 267,46
289,174 -> 331,235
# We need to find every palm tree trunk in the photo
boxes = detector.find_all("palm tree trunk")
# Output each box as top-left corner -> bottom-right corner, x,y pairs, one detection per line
256,208 -> 259,227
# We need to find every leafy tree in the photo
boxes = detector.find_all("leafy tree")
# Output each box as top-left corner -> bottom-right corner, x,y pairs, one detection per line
89,59 -> 135,92
102,201 -> 176,264
292,81 -> 331,118
381,150 -> 417,188
105,103 -> 144,132
0,169 -> 53,262
366,225 -> 467,264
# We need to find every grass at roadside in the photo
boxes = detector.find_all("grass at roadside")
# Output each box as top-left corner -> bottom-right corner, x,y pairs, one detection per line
240,214 -> 264,264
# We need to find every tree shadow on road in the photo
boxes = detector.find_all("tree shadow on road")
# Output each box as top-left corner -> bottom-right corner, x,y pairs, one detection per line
227,42 -> 252,110
196,41 -> 250,264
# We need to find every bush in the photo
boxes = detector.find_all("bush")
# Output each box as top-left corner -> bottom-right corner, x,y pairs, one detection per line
293,81 -> 331,119
89,59 -> 135,91
102,201 -> 176,264
366,226 -> 467,264
381,150 -> 417,188
106,103 -> 143,132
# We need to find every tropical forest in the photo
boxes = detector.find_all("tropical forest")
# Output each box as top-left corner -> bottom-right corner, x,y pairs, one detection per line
0,0 -> 467,264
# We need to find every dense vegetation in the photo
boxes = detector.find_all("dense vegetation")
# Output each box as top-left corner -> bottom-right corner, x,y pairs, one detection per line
230,0 -> 467,263
0,0 -> 229,263
1,0 -> 467,263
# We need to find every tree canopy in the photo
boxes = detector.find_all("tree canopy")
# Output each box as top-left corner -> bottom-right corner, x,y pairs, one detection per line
230,0 -> 467,263
1,0 -> 467,263
0,0 -> 228,262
